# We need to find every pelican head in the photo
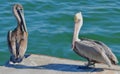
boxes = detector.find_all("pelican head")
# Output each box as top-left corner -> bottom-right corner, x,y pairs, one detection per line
13,4 -> 27,32
74,12 -> 83,23
13,4 -> 23,23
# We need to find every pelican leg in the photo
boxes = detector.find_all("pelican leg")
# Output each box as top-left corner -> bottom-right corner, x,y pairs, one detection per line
77,59 -> 95,69
91,62 -> 95,66
87,61 -> 95,67
85,59 -> 95,67
7,31 -> 17,63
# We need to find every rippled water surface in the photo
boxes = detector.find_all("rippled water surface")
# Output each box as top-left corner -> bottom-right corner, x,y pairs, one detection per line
0,0 -> 120,65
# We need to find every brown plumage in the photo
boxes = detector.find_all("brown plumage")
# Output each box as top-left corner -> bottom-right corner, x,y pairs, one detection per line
72,12 -> 118,67
7,4 -> 28,63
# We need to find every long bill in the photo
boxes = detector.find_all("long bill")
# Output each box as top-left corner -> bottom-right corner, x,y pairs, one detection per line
18,9 -> 27,32
72,12 -> 83,49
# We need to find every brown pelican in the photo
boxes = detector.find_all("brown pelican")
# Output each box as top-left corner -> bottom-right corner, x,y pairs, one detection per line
72,12 -> 118,67
7,4 -> 28,63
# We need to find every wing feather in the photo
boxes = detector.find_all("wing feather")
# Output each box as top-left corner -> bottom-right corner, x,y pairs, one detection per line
82,38 -> 118,64
7,31 -> 16,56
74,38 -> 112,66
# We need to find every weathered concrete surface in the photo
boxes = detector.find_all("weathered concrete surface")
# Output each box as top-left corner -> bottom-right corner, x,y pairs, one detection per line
0,54 -> 120,74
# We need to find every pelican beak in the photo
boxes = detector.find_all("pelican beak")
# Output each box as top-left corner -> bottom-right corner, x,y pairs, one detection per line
18,9 -> 27,32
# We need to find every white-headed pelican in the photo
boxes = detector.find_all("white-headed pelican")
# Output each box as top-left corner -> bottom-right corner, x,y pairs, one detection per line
72,12 -> 118,67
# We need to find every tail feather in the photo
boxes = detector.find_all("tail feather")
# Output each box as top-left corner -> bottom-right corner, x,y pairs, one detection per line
101,52 -> 112,67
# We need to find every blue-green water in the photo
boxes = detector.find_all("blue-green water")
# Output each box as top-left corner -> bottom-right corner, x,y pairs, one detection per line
0,0 -> 120,65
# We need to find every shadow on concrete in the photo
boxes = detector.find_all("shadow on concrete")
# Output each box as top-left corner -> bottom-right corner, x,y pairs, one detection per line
38,64 -> 103,72
5,63 -> 103,72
